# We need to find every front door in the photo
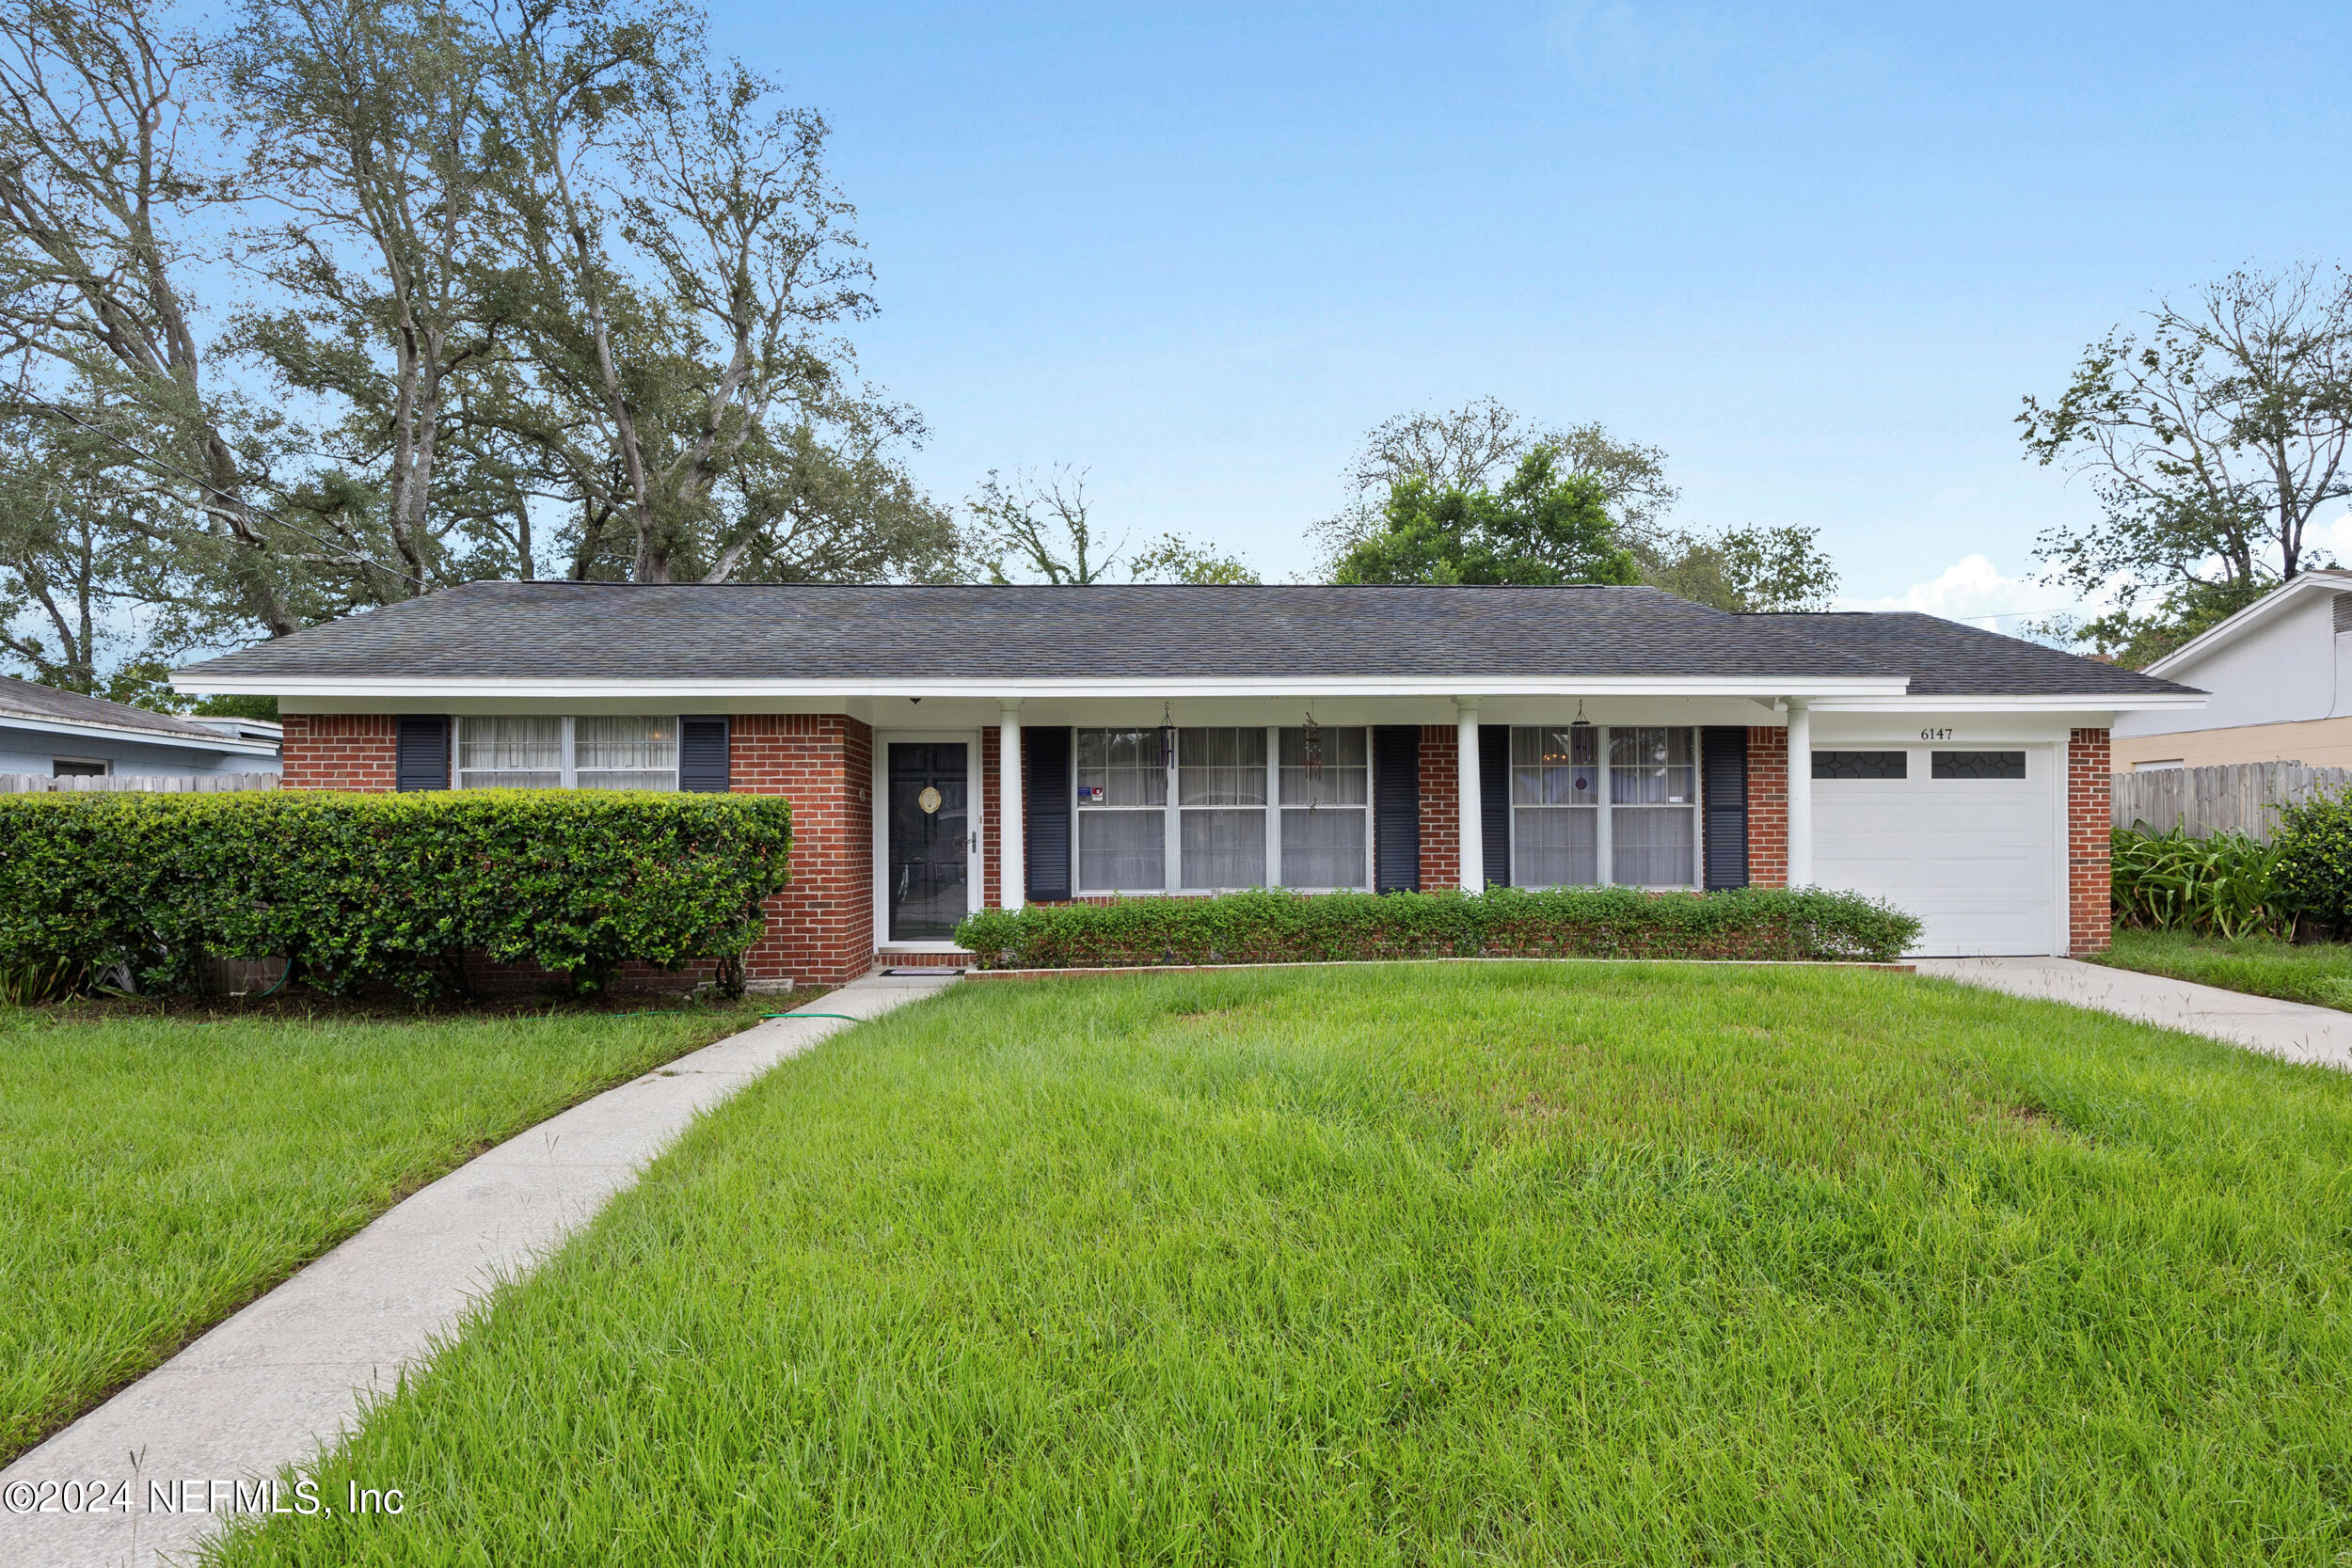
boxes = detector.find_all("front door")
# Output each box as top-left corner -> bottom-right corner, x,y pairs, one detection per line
887,742 -> 970,941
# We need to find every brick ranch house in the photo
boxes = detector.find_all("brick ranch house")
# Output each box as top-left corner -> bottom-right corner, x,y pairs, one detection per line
173,581 -> 2204,985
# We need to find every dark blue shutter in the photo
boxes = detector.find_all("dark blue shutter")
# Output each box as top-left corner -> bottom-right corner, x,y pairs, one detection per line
1372,725 -> 1421,894
1702,726 -> 1748,890
395,716 -> 448,792
679,716 -> 730,792
1025,726 -> 1072,902
1479,724 -> 1510,888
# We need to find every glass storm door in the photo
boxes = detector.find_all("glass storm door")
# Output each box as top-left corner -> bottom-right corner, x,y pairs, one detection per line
888,742 -> 969,941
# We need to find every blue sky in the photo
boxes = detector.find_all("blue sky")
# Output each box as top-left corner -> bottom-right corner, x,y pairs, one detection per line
711,1 -> 2352,621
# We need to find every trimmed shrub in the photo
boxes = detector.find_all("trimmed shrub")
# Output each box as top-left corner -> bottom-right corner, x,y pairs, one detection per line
2275,789 -> 2352,932
0,790 -> 793,996
955,885 -> 1922,970
2109,826 -> 2289,939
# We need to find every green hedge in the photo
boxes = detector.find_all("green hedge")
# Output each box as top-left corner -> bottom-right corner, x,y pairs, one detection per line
0,790 -> 793,996
954,886 -> 1923,970
2275,790 -> 2352,931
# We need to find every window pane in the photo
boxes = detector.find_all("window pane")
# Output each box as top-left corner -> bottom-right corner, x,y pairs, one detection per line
1813,750 -> 1906,781
1078,810 -> 1164,891
1511,725 -> 1597,805
1612,808 -> 1694,886
1279,726 -> 1368,806
1179,726 -> 1267,805
1280,807 -> 1365,888
576,716 -> 678,790
1931,751 -> 2026,781
1610,726 -> 1694,805
1181,808 -> 1265,889
1076,728 -> 1166,807
459,717 -> 561,788
1513,806 -> 1597,887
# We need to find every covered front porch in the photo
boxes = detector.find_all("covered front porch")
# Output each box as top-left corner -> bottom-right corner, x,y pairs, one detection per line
867,693 -> 1806,960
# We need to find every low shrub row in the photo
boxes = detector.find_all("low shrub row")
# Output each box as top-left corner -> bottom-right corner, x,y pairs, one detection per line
954,885 -> 1923,970
0,790 -> 793,996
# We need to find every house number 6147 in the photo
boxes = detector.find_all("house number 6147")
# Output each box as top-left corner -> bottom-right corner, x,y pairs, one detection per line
1918,727 -> 1954,741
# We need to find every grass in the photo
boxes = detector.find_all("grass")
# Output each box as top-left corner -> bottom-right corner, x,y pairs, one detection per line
2089,926 -> 2352,1011
207,962 -> 2352,1566
0,990 -> 817,1464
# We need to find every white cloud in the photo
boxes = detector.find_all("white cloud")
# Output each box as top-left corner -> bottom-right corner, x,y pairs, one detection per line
2309,509 -> 2352,562
1836,555 -> 2058,631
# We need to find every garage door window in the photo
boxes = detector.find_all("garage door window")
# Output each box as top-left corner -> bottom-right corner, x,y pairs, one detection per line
1813,751 -> 1906,780
1931,751 -> 2026,780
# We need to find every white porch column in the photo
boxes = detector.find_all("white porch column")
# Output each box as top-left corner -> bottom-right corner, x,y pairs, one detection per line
999,699 -> 1024,911
1785,699 -> 1812,888
1456,698 -> 1483,892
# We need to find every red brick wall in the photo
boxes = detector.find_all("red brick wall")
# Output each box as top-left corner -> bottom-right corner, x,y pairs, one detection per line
981,724 -> 1003,910
1746,724 -> 1788,889
1418,724 -> 1459,891
280,713 -> 398,791
2069,727 -> 2112,955
733,714 -> 874,986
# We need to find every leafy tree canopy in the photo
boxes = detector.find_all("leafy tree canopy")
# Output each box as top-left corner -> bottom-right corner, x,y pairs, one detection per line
1330,450 -> 1639,587
2021,262 -> 2352,664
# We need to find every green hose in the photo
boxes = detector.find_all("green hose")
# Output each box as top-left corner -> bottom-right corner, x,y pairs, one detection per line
762,1012 -> 863,1021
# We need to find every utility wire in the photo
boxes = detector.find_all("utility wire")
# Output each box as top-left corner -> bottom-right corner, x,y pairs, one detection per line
10,388 -> 415,582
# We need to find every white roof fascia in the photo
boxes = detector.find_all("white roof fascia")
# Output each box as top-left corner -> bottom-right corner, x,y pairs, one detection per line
173,673 -> 1914,701
1809,692 -> 2207,714
0,711 -> 281,755
2143,573 -> 2350,678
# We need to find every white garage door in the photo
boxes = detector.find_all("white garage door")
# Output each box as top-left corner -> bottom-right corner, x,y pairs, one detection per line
1812,746 -> 2057,957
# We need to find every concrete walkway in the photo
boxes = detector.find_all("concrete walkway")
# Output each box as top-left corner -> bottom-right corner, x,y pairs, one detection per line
1917,956 -> 2352,1071
0,971 -> 956,1568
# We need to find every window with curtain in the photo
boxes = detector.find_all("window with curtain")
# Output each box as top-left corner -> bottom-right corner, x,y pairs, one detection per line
577,717 -> 679,789
1511,725 -> 1598,887
1179,726 -> 1266,889
455,717 -> 682,790
1279,726 -> 1368,889
457,717 -> 562,788
1075,728 -> 1167,891
1610,726 -> 1695,886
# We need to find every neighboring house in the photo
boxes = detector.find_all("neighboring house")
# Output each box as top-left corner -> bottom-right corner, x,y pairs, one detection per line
0,674 -> 282,778
173,581 -> 2202,974
2111,569 -> 2352,771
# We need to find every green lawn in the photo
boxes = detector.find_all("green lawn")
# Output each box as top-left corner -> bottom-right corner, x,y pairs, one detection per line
0,995 -> 801,1464
2089,926 -> 2352,1011
208,963 -> 2352,1566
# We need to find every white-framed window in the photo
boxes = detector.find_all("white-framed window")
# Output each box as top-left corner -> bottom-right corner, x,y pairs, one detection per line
1509,723 -> 1699,889
1279,725 -> 1369,890
1179,726 -> 1267,890
1511,724 -> 1599,887
1075,728 -> 1166,892
455,716 -> 678,790
1071,724 -> 1375,895
577,717 -> 679,789
1609,725 -> 1696,888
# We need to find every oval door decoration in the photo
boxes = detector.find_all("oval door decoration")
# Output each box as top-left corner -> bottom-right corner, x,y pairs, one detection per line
917,785 -> 943,815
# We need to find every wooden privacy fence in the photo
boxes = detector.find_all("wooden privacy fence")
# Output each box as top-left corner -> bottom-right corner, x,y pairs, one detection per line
2112,762 -> 2352,841
0,771 -> 280,795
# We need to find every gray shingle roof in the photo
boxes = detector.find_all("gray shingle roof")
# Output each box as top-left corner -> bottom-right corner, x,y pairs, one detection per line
173,581 -> 2199,697
0,674 -> 250,743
